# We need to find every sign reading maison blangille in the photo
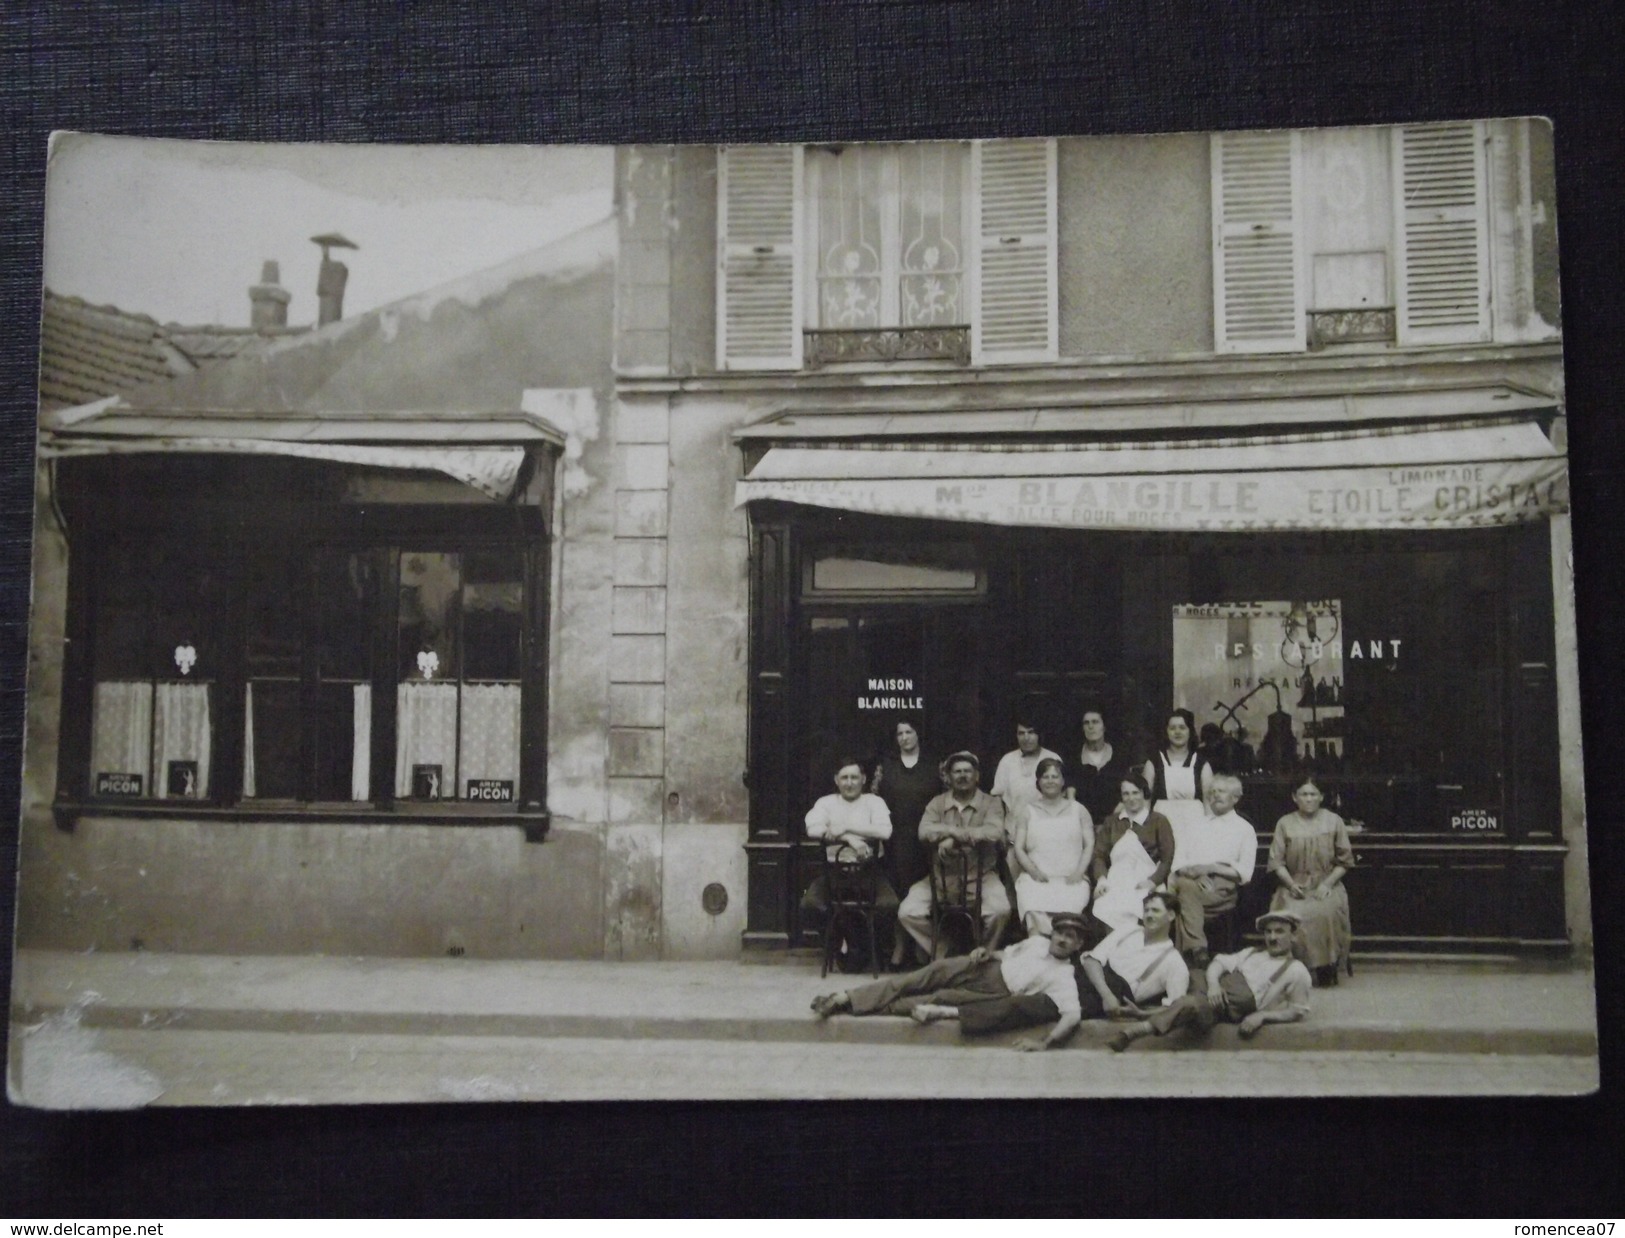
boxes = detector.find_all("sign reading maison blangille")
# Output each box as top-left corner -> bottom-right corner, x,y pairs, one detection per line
858,677 -> 924,710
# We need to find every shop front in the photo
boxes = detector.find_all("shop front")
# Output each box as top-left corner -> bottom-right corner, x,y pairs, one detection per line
737,402 -> 1574,954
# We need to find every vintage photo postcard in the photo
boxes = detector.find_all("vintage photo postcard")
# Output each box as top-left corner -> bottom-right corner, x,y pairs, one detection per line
8,124 -> 1595,1106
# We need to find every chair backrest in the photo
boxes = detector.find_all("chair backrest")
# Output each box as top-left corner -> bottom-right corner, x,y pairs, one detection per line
929,842 -> 985,909
824,845 -> 880,906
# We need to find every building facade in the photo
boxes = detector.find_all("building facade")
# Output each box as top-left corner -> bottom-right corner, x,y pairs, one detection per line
18,122 -> 1584,962
610,121 -> 1583,956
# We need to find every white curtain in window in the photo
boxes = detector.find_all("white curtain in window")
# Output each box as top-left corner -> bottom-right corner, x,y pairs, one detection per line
460,683 -> 522,789
154,682 -> 211,798
91,681 -> 153,787
242,681 -> 256,797
352,683 -> 372,802
395,681 -> 459,797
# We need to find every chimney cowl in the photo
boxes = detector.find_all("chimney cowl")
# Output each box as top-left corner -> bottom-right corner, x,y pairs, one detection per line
312,233 -> 358,327
249,259 -> 291,330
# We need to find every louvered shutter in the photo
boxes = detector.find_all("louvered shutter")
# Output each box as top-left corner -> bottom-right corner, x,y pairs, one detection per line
972,139 -> 1057,364
1212,130 -> 1305,353
1394,122 -> 1490,345
717,145 -> 803,370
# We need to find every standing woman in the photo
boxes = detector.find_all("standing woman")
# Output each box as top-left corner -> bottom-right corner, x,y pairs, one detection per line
1090,771 -> 1177,934
1074,709 -> 1126,826
1144,708 -> 1214,808
1010,757 -> 1095,937
872,718 -> 940,961
1268,775 -> 1356,985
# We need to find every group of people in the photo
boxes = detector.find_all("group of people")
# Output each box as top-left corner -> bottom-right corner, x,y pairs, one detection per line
803,708 -> 1358,1050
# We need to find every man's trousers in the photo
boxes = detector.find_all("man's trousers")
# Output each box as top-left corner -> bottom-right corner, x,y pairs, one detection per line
1168,872 -> 1240,955
845,954 -> 1009,1018
1145,967 -> 1257,1037
955,960 -> 1135,1034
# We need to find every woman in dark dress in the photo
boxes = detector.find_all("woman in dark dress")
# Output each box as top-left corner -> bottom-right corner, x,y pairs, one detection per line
872,718 -> 940,897
1074,708 -> 1127,826
871,717 -> 943,967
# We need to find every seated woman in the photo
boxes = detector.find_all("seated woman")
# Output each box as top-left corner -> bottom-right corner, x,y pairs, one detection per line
1010,757 -> 1094,937
1268,774 -> 1355,986
1091,771 -> 1176,934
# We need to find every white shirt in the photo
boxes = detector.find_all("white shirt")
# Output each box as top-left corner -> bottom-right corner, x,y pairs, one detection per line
1213,947 -> 1312,1015
1088,926 -> 1190,1005
1171,807 -> 1258,883
804,793 -> 892,856
998,935 -> 1082,1018
992,747 -> 1061,817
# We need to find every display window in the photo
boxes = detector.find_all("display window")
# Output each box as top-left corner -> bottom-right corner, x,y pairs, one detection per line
59,456 -> 549,818
395,549 -> 524,802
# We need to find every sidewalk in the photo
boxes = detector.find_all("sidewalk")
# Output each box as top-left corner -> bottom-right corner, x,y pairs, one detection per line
10,947 -> 1600,1056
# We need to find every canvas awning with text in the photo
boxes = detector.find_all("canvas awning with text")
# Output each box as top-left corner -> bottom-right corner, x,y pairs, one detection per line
735,417 -> 1567,532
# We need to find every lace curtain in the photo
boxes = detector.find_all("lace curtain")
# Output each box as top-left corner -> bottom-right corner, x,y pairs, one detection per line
92,680 -> 210,797
91,681 -> 152,785
460,683 -> 521,787
154,683 -> 211,797
395,681 -> 460,797
395,681 -> 520,798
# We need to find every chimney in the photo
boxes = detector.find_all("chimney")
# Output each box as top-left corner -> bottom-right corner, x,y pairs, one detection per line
249,260 -> 291,330
311,232 -> 359,326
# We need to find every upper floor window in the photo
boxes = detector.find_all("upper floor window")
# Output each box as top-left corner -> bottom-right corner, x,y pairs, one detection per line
806,144 -> 967,332
717,140 -> 1056,371
1212,122 -> 1494,353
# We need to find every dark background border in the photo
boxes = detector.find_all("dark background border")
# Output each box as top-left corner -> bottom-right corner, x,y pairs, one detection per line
3,1 -> 1621,1218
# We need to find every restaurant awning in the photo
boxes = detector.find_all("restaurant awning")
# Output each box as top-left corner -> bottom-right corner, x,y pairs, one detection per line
39,407 -> 564,501
735,416 -> 1568,532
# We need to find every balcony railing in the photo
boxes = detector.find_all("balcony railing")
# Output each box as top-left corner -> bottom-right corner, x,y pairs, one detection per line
804,325 -> 971,367
1308,307 -> 1397,349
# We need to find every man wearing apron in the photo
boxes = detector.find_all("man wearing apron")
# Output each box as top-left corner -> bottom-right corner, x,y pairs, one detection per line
1108,909 -> 1312,1051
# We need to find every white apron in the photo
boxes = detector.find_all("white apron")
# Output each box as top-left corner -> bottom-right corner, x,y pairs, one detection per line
1158,751 -> 1199,800
1092,823 -> 1159,932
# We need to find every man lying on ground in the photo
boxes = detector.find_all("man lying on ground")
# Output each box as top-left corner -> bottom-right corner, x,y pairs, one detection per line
809,913 -> 1088,1051
1108,909 -> 1311,1051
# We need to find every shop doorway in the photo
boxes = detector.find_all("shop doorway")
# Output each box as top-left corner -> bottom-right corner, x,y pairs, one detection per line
796,605 -> 993,814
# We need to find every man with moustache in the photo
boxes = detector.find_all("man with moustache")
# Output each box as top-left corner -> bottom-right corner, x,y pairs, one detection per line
895,751 -> 1010,957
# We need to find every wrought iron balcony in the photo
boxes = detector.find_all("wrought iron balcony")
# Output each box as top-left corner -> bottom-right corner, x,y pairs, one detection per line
1308,307 -> 1397,348
804,325 -> 972,367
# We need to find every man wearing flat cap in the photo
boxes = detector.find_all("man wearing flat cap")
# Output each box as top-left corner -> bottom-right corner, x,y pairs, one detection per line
810,911 -> 1089,1051
1108,909 -> 1313,1051
939,893 -> 1190,1044
895,750 -> 1010,958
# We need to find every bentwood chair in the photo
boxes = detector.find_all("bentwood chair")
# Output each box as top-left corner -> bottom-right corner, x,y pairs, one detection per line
928,842 -> 985,958
820,843 -> 884,979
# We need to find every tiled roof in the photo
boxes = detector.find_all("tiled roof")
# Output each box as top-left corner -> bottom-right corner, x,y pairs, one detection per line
38,291 -> 304,411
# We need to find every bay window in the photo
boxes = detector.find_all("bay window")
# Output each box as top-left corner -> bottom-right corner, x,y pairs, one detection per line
57,455 -> 550,821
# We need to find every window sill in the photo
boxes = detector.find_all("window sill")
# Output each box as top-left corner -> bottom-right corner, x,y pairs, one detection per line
52,799 -> 552,843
